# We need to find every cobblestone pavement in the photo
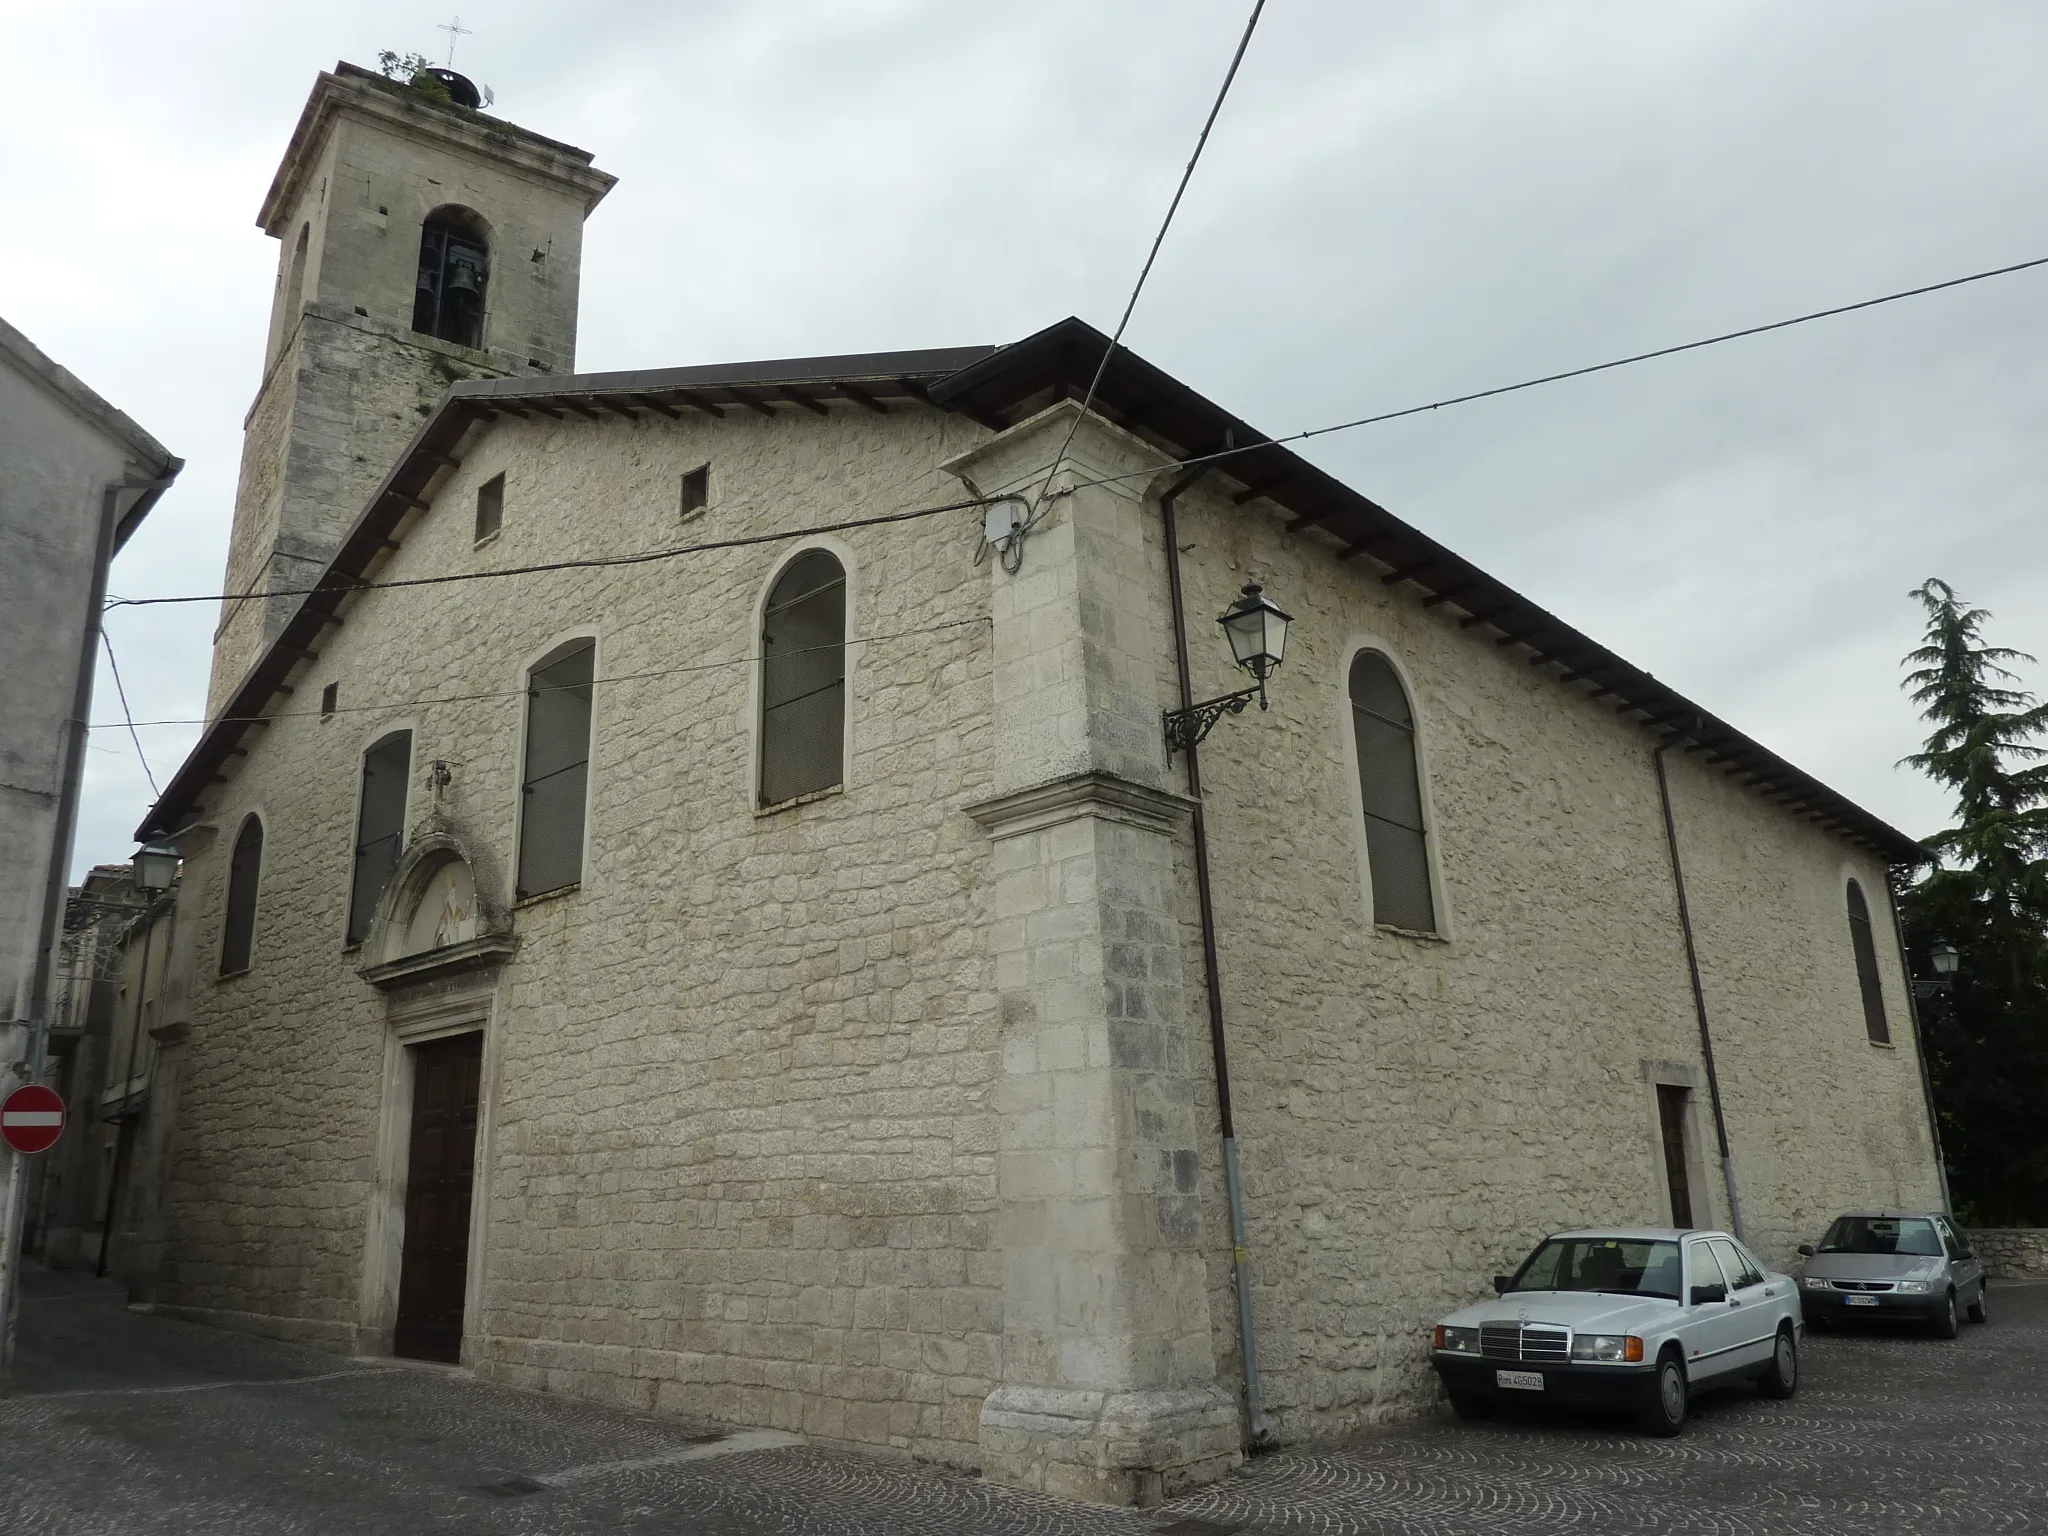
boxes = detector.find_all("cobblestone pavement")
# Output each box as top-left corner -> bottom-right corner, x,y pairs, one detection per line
3,1263 -> 2044,1533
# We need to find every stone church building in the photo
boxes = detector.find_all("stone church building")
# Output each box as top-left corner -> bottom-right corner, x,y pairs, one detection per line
136,63 -> 1944,1503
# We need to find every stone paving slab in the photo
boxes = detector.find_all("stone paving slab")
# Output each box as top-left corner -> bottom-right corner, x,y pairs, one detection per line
3,1263 -> 2046,1533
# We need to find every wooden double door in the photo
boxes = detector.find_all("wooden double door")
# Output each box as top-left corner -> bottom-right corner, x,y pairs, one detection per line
393,1032 -> 482,1363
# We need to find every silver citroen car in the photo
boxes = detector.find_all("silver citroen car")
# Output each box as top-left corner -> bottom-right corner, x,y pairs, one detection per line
1796,1211 -> 1987,1337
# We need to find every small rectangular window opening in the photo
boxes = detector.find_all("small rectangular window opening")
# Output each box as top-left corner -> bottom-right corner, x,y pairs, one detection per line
680,464 -> 710,521
320,682 -> 339,718
1656,1085 -> 1695,1228
475,472 -> 505,544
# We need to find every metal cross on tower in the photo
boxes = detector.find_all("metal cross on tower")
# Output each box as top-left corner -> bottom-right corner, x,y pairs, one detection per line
437,15 -> 471,66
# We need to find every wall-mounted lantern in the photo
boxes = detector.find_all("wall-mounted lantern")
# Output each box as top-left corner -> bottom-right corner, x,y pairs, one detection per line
1912,938 -> 1962,1002
1164,582 -> 1294,757
131,842 -> 181,893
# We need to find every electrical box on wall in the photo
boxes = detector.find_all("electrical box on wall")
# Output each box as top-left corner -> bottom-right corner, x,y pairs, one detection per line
983,496 -> 1028,553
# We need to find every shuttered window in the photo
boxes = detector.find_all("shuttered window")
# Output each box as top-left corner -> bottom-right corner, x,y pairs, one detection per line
1846,879 -> 1890,1044
220,814 -> 264,975
1349,651 -> 1436,933
759,551 -> 846,806
474,473 -> 504,543
518,639 -> 595,899
347,731 -> 412,945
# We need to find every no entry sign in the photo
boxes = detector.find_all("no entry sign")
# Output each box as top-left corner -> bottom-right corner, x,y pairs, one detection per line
0,1085 -> 66,1154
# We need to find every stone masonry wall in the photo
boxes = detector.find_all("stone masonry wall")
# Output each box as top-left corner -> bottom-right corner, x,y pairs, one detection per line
163,399 -> 1006,1461
1965,1229 -> 2048,1279
209,310 -> 500,716
1158,472 -> 1941,1440
161,387 -> 1945,1472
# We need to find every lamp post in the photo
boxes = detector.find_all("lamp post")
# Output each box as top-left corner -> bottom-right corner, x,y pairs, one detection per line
1163,582 -> 1294,757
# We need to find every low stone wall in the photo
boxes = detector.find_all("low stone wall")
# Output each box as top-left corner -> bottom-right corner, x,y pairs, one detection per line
1963,1229 -> 2048,1279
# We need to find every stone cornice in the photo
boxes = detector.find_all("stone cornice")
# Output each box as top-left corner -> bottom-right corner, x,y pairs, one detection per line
965,772 -> 1197,840
939,398 -> 1173,503
359,933 -> 519,992
259,65 -> 615,234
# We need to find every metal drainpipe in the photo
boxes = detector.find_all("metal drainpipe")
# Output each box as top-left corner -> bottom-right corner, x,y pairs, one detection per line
1159,465 -> 1271,1449
1882,875 -> 1956,1218
1651,739 -> 1746,1241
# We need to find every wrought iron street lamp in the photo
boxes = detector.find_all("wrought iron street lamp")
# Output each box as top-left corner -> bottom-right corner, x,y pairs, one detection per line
132,843 -> 180,892
1912,938 -> 1962,1001
1164,582 -> 1294,757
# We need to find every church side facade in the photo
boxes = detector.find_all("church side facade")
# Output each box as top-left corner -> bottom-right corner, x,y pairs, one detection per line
133,65 -> 1941,1509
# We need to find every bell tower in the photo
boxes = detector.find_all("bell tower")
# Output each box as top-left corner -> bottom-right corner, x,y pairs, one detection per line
207,62 -> 615,714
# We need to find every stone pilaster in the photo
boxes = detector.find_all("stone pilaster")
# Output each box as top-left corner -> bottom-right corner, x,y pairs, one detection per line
950,406 -> 1239,1505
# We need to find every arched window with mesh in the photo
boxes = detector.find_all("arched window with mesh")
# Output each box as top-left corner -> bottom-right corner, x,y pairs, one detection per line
220,814 -> 264,976
348,731 -> 412,945
1845,879 -> 1891,1044
413,206 -> 490,349
759,550 -> 847,806
518,639 -> 595,899
1349,651 -> 1436,933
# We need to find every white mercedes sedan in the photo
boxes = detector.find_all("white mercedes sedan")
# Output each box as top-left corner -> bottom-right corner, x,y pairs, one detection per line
1430,1228 -> 1803,1435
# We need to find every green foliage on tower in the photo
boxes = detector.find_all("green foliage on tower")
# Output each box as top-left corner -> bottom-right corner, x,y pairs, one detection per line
376,50 -> 456,108
1897,579 -> 2048,1224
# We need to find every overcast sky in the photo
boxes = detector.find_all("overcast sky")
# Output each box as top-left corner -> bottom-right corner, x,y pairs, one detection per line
5,1 -> 2043,877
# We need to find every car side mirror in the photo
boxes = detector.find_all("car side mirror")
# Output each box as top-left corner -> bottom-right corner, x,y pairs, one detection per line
1492,1275 -> 1512,1296
1797,1243 -> 1815,1258
1690,1282 -> 1727,1306
1957,1248 -> 1975,1263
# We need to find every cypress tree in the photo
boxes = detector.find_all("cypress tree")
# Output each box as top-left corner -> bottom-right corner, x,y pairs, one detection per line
1897,579 -> 2048,1224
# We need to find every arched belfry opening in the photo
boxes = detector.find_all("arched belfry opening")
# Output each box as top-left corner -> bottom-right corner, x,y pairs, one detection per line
413,206 -> 490,348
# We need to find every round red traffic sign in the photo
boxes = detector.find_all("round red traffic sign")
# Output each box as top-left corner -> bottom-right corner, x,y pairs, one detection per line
1,1085 -> 66,1154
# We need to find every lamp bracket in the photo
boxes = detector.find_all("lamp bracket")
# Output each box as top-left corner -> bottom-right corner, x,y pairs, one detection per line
1164,682 -> 1267,758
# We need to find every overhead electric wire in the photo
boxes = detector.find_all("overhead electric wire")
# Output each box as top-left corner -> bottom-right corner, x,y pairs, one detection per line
100,631 -> 160,795
1058,253 -> 2048,496
97,254 -> 2048,615
91,615 -> 991,732
1030,0 -> 1267,521
104,494 -> 995,610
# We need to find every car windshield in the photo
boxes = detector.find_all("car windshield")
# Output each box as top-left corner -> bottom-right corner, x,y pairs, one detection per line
1508,1238 -> 1683,1300
1818,1216 -> 1943,1257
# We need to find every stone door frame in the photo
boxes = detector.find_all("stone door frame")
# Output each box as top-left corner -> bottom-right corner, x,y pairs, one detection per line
355,974 -> 504,1363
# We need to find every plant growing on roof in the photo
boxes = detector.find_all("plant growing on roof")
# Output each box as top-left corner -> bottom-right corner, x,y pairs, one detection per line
376,50 -> 456,107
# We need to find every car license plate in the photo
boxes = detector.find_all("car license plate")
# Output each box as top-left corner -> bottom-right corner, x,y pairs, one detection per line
1496,1370 -> 1545,1391
1845,1295 -> 1879,1307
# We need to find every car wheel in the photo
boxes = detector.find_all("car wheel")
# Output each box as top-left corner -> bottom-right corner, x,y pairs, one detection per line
1758,1325 -> 1798,1399
1967,1283 -> 1988,1325
1447,1390 -> 1494,1421
1637,1352 -> 1688,1437
1933,1290 -> 1960,1339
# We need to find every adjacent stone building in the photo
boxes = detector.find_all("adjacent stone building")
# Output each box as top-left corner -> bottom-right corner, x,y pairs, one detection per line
0,317 -> 180,1328
135,64 -> 1943,1505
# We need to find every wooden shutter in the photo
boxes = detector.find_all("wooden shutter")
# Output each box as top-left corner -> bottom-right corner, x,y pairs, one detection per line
1349,651 -> 1436,932
759,552 -> 846,805
1846,880 -> 1890,1044
220,815 -> 263,974
517,639 -> 595,898
348,731 -> 412,945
